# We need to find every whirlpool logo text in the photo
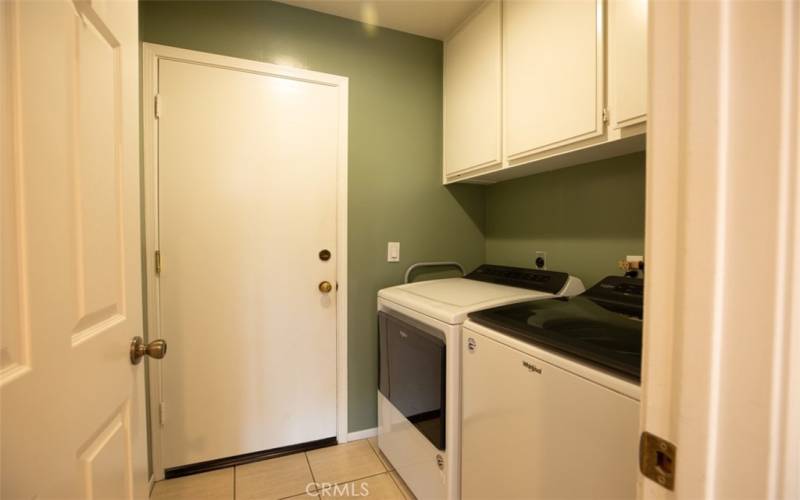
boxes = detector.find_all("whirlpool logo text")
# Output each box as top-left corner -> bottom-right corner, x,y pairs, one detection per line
523,360 -> 542,374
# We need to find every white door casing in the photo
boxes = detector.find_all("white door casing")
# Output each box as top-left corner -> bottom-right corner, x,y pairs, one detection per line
641,1 -> 800,498
1,0 -> 147,498
142,44 -> 349,477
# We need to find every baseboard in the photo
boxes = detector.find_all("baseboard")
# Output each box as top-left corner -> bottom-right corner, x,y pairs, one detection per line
164,437 -> 337,479
148,474 -> 155,494
347,427 -> 378,441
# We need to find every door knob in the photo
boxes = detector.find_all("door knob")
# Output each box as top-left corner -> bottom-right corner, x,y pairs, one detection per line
130,336 -> 167,365
319,281 -> 333,293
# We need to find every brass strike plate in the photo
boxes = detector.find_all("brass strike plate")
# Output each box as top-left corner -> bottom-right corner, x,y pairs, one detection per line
639,431 -> 676,490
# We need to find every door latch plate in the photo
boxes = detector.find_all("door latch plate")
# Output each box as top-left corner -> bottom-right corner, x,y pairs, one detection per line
639,431 -> 676,490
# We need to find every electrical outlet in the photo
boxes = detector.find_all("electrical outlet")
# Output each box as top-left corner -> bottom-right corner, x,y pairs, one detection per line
535,251 -> 547,270
387,242 -> 400,262
623,255 -> 644,276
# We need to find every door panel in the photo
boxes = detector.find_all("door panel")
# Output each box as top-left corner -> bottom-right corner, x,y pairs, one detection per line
157,58 -> 340,468
73,5 -> 125,341
1,0 -> 146,498
0,0 -> 25,376
78,406 -> 133,500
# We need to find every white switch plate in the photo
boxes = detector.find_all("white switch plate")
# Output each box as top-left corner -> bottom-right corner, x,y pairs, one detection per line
387,242 -> 400,262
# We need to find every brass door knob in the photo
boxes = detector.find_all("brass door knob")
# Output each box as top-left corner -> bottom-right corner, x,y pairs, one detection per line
319,281 -> 333,293
130,336 -> 167,365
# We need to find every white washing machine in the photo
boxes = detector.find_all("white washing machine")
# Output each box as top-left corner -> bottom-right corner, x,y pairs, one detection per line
377,264 -> 585,500
461,276 -> 644,499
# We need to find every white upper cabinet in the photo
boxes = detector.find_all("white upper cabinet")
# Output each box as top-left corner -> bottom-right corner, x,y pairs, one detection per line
442,0 -> 647,184
503,0 -> 604,164
608,0 -> 648,130
443,1 -> 502,181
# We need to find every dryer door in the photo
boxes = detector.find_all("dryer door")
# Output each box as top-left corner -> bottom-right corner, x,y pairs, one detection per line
378,312 -> 446,450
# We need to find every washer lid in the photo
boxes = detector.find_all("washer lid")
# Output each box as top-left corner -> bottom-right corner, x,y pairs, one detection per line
468,276 -> 644,381
379,278 -> 556,325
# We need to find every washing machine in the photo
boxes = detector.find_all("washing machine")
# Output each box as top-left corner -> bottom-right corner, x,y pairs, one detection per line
376,264 -> 585,500
461,276 -> 644,499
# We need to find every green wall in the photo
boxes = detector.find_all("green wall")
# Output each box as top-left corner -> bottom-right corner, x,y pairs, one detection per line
485,152 -> 646,287
139,0 -> 485,432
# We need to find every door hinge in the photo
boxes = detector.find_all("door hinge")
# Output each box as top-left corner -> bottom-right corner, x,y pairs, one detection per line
639,431 -> 676,490
602,107 -> 609,123
155,250 -> 162,274
155,94 -> 162,119
159,401 -> 166,426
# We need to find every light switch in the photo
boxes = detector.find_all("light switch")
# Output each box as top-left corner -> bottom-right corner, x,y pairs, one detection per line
387,242 -> 400,262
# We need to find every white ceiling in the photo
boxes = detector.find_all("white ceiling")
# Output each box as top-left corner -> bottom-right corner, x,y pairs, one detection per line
276,0 -> 484,40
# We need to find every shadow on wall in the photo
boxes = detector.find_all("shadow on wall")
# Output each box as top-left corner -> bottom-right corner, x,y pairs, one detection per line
445,183 -> 486,239
485,151 -> 646,285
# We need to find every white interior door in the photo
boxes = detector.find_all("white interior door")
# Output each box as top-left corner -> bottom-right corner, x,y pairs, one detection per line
1,0 -> 147,498
641,1 -> 800,498
154,52 -> 346,470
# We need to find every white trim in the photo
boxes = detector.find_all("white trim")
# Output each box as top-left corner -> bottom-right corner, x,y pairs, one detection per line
773,3 -> 800,498
335,49 -> 350,447
141,43 -> 349,479
347,427 -> 378,442
704,3 -> 732,495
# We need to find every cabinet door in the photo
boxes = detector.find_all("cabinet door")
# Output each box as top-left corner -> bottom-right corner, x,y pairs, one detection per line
504,0 -> 604,163
608,0 -> 648,129
443,1 -> 502,179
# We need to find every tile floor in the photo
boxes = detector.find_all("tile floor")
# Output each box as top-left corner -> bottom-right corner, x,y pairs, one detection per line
151,438 -> 416,500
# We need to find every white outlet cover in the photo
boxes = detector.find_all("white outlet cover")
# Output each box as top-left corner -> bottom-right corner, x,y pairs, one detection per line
387,242 -> 400,262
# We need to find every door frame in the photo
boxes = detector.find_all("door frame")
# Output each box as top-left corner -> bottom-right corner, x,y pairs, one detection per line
640,1 -> 799,498
141,43 -> 349,481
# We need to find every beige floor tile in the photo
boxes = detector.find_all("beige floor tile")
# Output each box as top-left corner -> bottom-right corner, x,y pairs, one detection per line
151,468 -> 233,500
319,473 -> 404,499
366,437 -> 394,472
389,471 -> 416,500
306,441 -> 385,485
235,453 -> 316,500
